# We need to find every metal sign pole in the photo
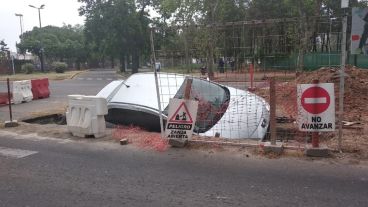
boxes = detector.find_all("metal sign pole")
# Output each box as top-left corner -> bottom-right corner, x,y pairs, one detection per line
11,55 -> 15,75
4,78 -> 18,128
338,13 -> 347,152
269,77 -> 276,145
7,78 -> 13,122
150,28 -> 165,138
312,79 -> 320,148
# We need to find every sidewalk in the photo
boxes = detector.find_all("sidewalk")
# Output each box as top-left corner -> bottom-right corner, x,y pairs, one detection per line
0,96 -> 67,122
0,71 -> 109,123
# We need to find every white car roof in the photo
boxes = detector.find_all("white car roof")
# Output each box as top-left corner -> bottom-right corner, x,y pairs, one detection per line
98,73 -> 186,110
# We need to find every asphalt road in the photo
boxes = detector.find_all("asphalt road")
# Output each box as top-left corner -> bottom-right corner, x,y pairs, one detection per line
0,69 -> 122,122
0,132 -> 367,207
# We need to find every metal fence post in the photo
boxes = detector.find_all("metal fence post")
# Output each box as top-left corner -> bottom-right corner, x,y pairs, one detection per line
7,78 -> 13,122
270,77 -> 276,145
150,28 -> 165,139
184,79 -> 193,100
338,13 -> 347,152
312,79 -> 320,148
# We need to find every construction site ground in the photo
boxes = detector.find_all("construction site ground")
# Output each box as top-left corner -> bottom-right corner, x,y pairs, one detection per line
0,67 -> 367,162
251,66 -> 368,159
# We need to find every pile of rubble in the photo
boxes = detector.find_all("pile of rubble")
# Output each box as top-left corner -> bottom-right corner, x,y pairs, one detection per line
296,66 -> 368,122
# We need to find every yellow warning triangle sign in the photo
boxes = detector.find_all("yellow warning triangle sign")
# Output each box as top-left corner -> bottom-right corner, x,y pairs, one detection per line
169,102 -> 194,124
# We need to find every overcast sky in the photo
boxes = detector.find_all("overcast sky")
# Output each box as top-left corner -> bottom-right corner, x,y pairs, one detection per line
0,0 -> 85,51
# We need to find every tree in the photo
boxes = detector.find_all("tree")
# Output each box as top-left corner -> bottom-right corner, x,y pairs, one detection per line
0,40 -> 9,60
151,0 -> 251,77
79,0 -> 151,73
17,25 -> 86,69
74,0 -> 368,73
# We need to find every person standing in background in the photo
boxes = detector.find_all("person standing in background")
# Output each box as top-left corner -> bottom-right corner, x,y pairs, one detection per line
218,58 -> 225,73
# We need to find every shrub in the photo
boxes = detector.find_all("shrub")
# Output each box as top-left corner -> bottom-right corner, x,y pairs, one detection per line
15,59 -> 32,73
21,63 -> 35,74
52,62 -> 67,73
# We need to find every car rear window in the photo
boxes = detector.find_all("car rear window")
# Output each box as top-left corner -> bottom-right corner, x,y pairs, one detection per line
164,78 -> 230,133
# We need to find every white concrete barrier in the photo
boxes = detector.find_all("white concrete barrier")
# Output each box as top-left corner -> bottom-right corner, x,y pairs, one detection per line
13,80 -> 33,104
66,95 -> 108,138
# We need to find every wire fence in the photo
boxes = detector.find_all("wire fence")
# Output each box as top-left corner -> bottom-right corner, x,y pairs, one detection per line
151,16 -> 367,152
154,16 -> 343,72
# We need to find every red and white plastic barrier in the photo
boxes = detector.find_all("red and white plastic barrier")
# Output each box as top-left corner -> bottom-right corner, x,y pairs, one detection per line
0,92 -> 11,105
66,95 -> 108,138
1,78 -> 51,106
31,78 -> 50,99
12,80 -> 33,104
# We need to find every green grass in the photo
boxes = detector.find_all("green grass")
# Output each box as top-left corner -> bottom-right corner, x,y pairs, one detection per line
0,70 -> 86,81
161,64 -> 201,74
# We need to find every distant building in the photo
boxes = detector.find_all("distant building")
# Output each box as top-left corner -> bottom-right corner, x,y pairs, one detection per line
11,52 -> 35,60
0,51 -> 36,74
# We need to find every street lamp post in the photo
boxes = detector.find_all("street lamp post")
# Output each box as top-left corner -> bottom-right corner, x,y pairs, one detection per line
29,4 -> 45,72
14,13 -> 24,37
15,13 -> 25,60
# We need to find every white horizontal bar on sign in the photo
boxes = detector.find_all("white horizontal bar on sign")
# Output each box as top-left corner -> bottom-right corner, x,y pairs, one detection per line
304,98 -> 327,104
0,147 -> 38,158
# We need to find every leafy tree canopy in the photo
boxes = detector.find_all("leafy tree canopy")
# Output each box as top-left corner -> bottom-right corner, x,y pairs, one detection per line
17,25 -> 87,64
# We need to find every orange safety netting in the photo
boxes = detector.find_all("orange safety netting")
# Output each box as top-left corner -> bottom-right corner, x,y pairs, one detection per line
112,125 -> 169,152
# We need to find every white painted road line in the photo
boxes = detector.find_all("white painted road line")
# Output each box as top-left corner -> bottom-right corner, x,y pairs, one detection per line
304,97 -> 327,104
0,147 -> 38,158
76,77 -> 116,81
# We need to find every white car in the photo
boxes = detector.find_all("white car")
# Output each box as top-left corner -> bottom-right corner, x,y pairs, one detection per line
97,72 -> 270,140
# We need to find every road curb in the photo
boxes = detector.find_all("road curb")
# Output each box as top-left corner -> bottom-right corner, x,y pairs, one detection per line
69,70 -> 89,79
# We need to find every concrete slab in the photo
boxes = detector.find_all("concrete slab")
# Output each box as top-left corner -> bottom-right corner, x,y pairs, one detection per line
169,138 -> 188,148
305,144 -> 330,157
4,120 -> 19,128
120,138 -> 129,145
0,146 -> 37,158
263,142 -> 284,155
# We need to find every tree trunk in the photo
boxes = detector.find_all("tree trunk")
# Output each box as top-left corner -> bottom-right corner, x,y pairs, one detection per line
111,56 -> 114,69
314,0 -> 322,53
297,1 -> 306,72
126,54 -> 129,69
208,37 -> 214,79
207,0 -> 219,80
76,59 -> 81,70
132,50 -> 139,74
101,56 -> 105,69
120,53 -> 126,72
312,32 -> 317,52
183,27 -> 189,72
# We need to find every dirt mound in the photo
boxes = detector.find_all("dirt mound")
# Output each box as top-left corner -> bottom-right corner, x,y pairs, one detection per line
296,66 -> 368,157
295,66 -> 368,122
254,66 -> 368,157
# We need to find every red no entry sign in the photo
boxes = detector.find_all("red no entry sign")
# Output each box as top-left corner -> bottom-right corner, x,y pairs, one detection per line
297,83 -> 335,132
301,86 -> 330,114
